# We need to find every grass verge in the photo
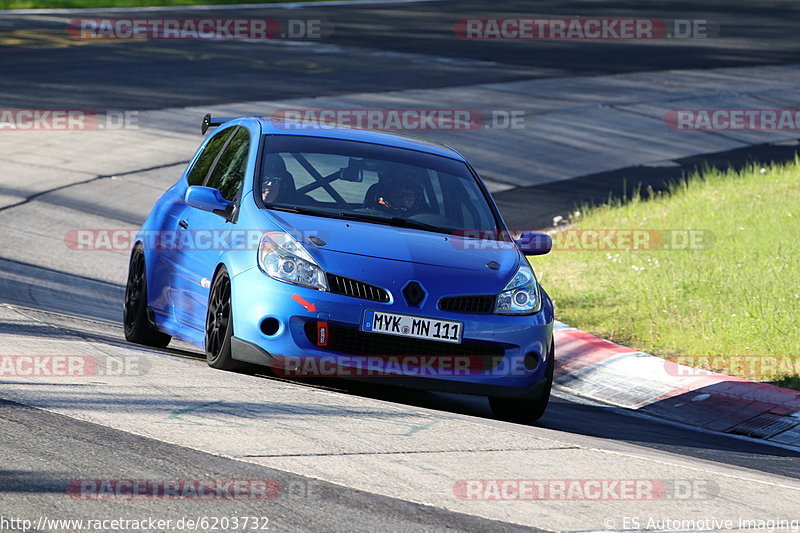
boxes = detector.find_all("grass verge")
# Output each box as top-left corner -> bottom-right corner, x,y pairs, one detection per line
531,159 -> 800,388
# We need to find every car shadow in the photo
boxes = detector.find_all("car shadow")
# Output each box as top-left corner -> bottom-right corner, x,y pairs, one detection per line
256,372 -> 800,479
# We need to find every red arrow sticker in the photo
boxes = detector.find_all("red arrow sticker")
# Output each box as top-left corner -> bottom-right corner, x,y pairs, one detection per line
292,294 -> 317,313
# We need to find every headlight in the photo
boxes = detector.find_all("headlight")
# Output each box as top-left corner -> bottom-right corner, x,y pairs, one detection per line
257,232 -> 328,291
495,265 -> 541,314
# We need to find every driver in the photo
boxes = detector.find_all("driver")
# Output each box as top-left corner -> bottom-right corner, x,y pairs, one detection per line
373,169 -> 422,214
261,155 -> 292,203
377,183 -> 417,212
261,175 -> 282,203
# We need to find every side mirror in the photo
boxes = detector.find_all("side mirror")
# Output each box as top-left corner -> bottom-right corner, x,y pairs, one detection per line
185,186 -> 234,219
515,231 -> 552,255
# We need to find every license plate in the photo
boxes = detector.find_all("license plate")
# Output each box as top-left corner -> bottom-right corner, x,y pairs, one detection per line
361,310 -> 463,344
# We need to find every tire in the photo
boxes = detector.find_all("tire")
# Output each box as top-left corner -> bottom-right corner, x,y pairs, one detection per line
489,341 -> 554,424
123,246 -> 171,348
205,267 -> 242,370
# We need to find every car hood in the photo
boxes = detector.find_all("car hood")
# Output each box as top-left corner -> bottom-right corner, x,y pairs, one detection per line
266,211 -> 521,274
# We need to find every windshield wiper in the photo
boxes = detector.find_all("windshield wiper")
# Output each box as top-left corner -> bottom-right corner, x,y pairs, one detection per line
335,212 -> 451,235
266,204 -> 333,217
388,217 -> 451,234
268,207 -> 453,235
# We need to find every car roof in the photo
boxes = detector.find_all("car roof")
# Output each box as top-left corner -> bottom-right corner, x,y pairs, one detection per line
248,116 -> 467,162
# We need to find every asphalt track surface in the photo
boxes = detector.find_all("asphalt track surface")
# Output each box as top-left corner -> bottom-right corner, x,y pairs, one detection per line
0,0 -> 799,109
1,0 -> 800,531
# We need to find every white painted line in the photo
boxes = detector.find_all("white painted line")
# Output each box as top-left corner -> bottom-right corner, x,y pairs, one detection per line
0,0 -> 445,16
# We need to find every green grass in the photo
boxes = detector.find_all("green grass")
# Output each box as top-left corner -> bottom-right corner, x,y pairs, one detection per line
531,159 -> 800,387
1,0 -> 324,8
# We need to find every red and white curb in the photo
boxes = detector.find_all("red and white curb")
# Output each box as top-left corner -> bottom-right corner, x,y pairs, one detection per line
552,321 -> 800,448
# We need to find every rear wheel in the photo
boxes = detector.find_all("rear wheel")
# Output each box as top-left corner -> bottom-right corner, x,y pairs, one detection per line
489,341 -> 554,423
205,267 -> 242,370
123,246 -> 171,348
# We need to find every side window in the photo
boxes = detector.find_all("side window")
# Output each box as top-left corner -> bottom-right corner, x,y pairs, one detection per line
187,129 -> 232,186
206,127 -> 250,202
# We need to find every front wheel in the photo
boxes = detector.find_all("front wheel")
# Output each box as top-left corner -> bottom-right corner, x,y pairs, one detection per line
205,267 -> 242,371
123,246 -> 171,348
489,341 -> 554,423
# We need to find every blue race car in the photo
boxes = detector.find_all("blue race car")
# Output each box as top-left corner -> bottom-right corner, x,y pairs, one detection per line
124,115 -> 555,422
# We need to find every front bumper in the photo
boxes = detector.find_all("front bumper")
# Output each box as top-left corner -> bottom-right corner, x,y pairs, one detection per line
229,265 -> 554,399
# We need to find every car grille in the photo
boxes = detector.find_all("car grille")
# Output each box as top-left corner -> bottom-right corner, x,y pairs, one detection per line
326,273 -> 390,303
304,323 -> 505,369
438,295 -> 496,314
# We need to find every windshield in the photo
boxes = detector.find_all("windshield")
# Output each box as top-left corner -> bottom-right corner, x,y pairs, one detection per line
258,135 -> 501,235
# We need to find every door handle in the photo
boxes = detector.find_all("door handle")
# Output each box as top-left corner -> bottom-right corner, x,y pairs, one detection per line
178,220 -> 189,229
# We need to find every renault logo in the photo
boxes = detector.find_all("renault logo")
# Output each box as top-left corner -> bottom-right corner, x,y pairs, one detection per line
402,281 -> 426,307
